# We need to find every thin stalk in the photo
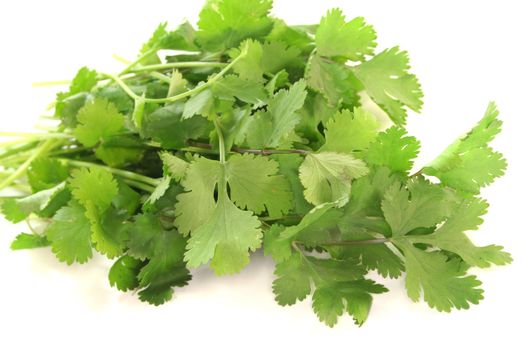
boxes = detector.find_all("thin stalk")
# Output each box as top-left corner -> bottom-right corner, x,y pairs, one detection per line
0,141 -> 39,161
122,178 -> 156,192
119,48 -> 157,75
32,80 -> 72,87
103,50 -> 246,104
0,131 -> 72,139
187,140 -> 310,156
129,61 -> 226,73
57,158 -> 160,187
312,238 -> 391,246
213,117 -> 226,164
0,139 -> 56,191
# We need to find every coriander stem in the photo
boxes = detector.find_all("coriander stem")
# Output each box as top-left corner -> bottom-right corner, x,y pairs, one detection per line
122,178 -> 156,192
103,50 -> 246,104
32,80 -> 72,87
0,131 -> 72,139
187,140 -> 309,155
0,139 -> 56,191
314,238 -> 391,246
129,61 -> 226,73
119,48 -> 157,75
213,117 -> 226,164
57,158 -> 160,187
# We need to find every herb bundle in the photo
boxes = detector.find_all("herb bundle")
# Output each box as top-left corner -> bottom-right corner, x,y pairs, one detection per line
0,0 -> 511,327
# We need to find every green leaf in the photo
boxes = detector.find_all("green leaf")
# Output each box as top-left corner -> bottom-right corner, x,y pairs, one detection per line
366,127 -> 420,174
184,192 -> 262,275
230,39 -> 264,83
423,102 -> 507,193
246,80 -> 307,149
406,197 -> 512,268
321,108 -> 380,153
271,154 -> 313,215
160,152 -> 189,181
109,255 -> 145,292
27,158 -> 69,192
212,74 -> 267,107
137,228 -> 190,305
382,178 -> 456,236
142,102 -> 210,148
10,233 -> 50,250
299,152 -> 369,207
74,98 -> 125,147
45,201 -> 93,265
143,176 -> 171,210
140,21 -> 197,57
182,88 -> 214,119
393,239 -> 484,312
175,156 -> 222,235
315,8 -> 376,61
69,167 -> 124,258
196,0 -> 273,51
226,153 -> 293,217
305,53 -> 357,106
264,202 -> 340,262
1,182 -> 69,223
353,47 -> 423,124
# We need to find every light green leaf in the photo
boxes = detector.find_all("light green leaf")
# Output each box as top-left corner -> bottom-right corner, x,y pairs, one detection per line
299,152 -> 369,206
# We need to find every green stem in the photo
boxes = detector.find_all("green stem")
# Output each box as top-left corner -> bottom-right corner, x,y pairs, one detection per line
119,48 -> 157,75
122,178 -> 156,192
57,158 -> 160,187
187,140 -> 310,156
103,50 -> 246,104
0,139 -> 56,191
213,117 -> 226,164
0,141 -> 39,161
0,131 -> 72,139
32,80 -> 72,87
130,61 -> 226,73
312,238 -> 391,246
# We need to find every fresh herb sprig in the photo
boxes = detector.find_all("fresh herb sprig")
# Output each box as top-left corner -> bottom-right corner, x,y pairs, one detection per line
0,0 -> 510,327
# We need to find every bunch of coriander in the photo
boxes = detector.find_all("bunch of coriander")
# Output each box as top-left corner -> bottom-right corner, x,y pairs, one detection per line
0,0 -> 511,327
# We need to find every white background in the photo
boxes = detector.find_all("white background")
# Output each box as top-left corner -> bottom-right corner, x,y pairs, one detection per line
1,1 -> 524,349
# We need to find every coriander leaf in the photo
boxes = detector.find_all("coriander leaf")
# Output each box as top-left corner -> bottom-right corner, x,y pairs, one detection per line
353,47 -> 423,124
322,107 -> 380,153
246,80 -> 307,149
143,176 -> 171,210
184,192 -> 262,275
316,8 -> 376,61
423,102 -> 507,193
407,197 -> 512,268
230,39 -> 264,82
94,144 -> 144,167
1,182 -> 69,223
69,167 -> 123,257
10,233 -> 50,250
271,154 -> 313,215
264,202 -> 340,262
305,53 -> 357,106
393,239 -> 484,312
175,156 -> 222,235
160,152 -> 189,181
382,178 -> 456,236
313,279 -> 387,327
182,88 -> 214,119
366,127 -> 420,174
212,74 -> 268,107
109,255 -> 145,292
140,21 -> 197,58
45,200 -> 93,264
226,153 -> 293,217
74,98 -> 125,147
137,228 -> 190,305
27,158 -> 69,192
299,152 -> 369,207
167,70 -> 188,98
69,167 -> 118,214
142,102 -> 210,149
260,40 -> 301,75
272,253 -> 311,305
196,0 -> 273,51
112,180 -> 141,216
